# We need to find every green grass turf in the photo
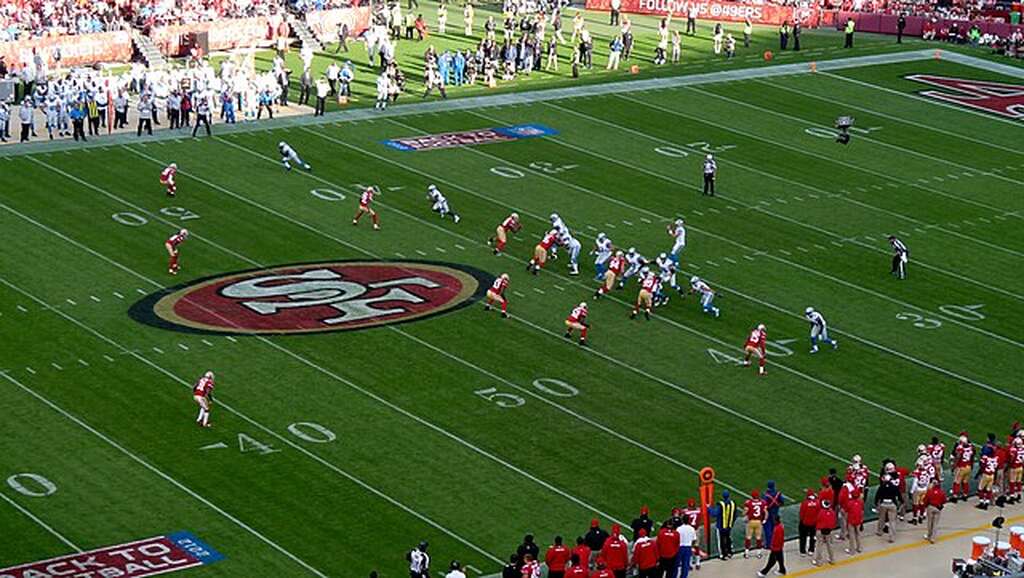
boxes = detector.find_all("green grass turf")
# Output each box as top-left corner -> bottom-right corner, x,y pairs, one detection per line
1,51 -> 1023,577
211,0 -> 931,114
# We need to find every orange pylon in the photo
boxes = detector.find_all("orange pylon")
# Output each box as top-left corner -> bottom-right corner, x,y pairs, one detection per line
934,49 -> 942,59
809,61 -> 817,72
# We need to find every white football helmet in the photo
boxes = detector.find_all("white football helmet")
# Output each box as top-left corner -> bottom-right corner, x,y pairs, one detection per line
805,306 -> 814,315
706,153 -> 713,160
278,141 -> 286,148
204,370 -> 214,379
579,301 -> 587,309
510,212 -> 519,221
852,454 -> 862,464
918,444 -> 927,455
179,228 -> 189,237
690,275 -> 699,285
757,323 -> 766,331
550,213 -> 560,224
659,253 -> 667,261
169,162 -> 177,169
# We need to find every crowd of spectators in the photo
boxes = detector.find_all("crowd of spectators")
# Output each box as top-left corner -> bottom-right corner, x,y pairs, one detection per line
393,426 -> 1019,578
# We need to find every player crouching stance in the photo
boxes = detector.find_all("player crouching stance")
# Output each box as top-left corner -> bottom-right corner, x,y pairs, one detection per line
743,323 -> 767,375
690,275 -> 720,317
193,370 -> 215,428
564,302 -> 590,345
484,273 -> 510,318
353,186 -> 382,230
631,269 -> 657,320
804,307 -> 838,353
528,229 -> 558,275
160,163 -> 178,197
165,228 -> 189,275
594,251 -> 624,299
489,212 -> 520,255
427,184 -> 460,223
279,141 -> 311,171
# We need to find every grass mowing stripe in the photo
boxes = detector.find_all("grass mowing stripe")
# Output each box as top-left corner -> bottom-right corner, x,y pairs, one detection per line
126,133 -> 794,494
377,111 -> 1023,402
0,491 -> 80,552
552,97 -> 1024,299
684,82 -> 1024,204
754,77 -> 1024,157
820,70 -> 1024,135
618,91 -> 1024,262
514,102 -> 1024,349
297,121 -> 929,459
0,368 -> 328,577
0,178 -> 510,567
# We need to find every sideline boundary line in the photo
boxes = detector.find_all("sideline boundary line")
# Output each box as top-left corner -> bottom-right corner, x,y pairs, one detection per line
0,490 -> 81,553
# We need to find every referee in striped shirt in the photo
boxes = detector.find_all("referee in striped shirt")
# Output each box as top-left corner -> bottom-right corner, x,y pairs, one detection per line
888,235 -> 909,279
702,154 -> 717,196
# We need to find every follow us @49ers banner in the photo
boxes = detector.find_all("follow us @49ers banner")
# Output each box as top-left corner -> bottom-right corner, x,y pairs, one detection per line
0,532 -> 224,578
585,0 -> 820,26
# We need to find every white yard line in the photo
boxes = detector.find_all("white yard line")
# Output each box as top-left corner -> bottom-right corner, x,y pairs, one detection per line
0,367 -> 329,576
0,491 -> 81,552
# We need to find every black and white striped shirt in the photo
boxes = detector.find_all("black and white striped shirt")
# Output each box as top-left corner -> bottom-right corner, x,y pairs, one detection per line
890,237 -> 908,256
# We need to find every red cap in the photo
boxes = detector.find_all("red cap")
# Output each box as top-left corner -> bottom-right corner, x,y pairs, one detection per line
591,519 -> 600,528
805,489 -> 816,498
687,498 -> 696,508
640,505 -> 649,515
638,528 -> 647,537
820,477 -> 829,486
611,524 -> 621,535
672,507 -> 683,517
751,490 -> 760,498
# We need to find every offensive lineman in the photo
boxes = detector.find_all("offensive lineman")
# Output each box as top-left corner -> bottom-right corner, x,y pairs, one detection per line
558,225 -> 583,275
619,247 -> 647,288
656,252 -> 681,304
592,233 -> 613,281
564,301 -> 590,345
427,184 -> 461,223
279,141 -> 312,171
549,213 -> 568,260
484,273 -> 510,318
743,324 -> 768,376
353,186 -> 382,230
804,307 -> 838,353
193,370 -> 215,428
160,162 -> 178,197
488,212 -> 521,255
165,228 -> 189,275
689,275 -> 720,317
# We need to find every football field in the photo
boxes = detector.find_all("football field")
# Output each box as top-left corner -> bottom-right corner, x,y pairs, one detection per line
2,50 -> 1023,577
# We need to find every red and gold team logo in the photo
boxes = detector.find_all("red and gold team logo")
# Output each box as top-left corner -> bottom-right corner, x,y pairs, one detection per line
132,261 -> 490,334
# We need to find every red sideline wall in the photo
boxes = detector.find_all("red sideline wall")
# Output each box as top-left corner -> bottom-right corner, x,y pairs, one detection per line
305,6 -> 372,42
585,0 -> 821,27
829,10 -> 1024,37
0,31 -> 132,68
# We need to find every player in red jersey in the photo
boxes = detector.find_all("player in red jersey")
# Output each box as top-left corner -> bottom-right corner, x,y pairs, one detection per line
165,228 -> 189,275
1008,435 -> 1024,504
950,433 -> 974,503
564,302 -> 589,345
594,251 -> 625,299
976,446 -> 999,509
742,324 -> 767,375
528,229 -> 558,275
680,499 -> 704,569
484,273 -> 510,318
744,490 -> 766,559
193,370 -> 215,427
488,212 -> 521,255
352,186 -> 381,230
630,269 -> 657,321
160,163 -> 178,197
926,436 -> 946,481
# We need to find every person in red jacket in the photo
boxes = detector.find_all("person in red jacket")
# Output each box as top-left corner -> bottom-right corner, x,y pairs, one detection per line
600,524 -> 629,578
843,488 -> 864,554
756,515 -> 786,577
798,490 -> 819,557
924,479 -> 947,544
572,537 -> 592,572
631,528 -> 659,578
813,499 -> 837,566
546,536 -> 571,578
590,561 -> 615,578
656,521 -> 680,577
565,554 -> 588,578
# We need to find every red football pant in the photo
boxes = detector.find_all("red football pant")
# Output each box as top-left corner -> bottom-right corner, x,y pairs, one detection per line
169,253 -> 179,272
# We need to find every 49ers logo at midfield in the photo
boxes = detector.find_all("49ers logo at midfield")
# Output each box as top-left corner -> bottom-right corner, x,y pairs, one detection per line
132,261 -> 489,334
906,74 -> 1024,119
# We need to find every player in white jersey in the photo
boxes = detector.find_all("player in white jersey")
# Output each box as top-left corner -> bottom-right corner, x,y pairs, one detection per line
427,184 -> 461,223
619,247 -> 647,288
655,252 -> 681,305
804,307 -> 838,353
549,213 -> 567,259
558,227 -> 582,275
668,218 -> 686,264
591,233 -> 613,281
278,141 -> 311,171
689,276 -> 720,317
